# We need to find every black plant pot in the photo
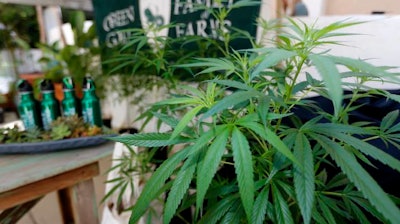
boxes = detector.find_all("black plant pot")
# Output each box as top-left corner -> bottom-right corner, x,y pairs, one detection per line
291,90 -> 400,197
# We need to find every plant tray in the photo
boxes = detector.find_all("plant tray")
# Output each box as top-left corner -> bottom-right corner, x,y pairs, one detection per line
0,135 -> 115,154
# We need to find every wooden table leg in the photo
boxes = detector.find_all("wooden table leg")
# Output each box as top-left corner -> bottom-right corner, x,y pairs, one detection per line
0,197 -> 42,224
58,172 -> 99,224
74,179 -> 99,224
58,188 -> 75,224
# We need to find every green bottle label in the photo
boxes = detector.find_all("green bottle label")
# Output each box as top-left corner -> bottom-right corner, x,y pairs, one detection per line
63,106 -> 77,117
82,106 -> 94,124
41,106 -> 54,130
20,107 -> 37,129
41,91 -> 60,130
82,90 -> 102,127
82,102 -> 103,127
18,93 -> 41,130
62,91 -> 79,117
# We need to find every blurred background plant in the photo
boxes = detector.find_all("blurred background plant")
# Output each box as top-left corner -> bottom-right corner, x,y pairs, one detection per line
0,3 -> 39,77
101,0 -> 261,102
38,10 -> 100,87
0,3 -> 40,113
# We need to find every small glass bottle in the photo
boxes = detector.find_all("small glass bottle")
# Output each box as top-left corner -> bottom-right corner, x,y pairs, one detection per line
81,76 -> 103,127
17,79 -> 42,130
61,77 -> 81,117
40,79 -> 61,130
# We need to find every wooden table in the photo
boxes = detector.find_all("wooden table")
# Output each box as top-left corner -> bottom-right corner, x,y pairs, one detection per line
0,141 -> 114,224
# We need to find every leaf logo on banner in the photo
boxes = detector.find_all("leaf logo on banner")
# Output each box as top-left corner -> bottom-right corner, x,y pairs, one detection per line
139,0 -> 171,37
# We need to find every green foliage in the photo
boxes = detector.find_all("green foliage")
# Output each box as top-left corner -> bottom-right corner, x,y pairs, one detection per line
50,123 -> 71,140
0,3 -> 38,77
102,1 -> 264,99
108,1 -> 400,223
101,144 -> 158,213
0,115 -> 113,143
0,94 -> 6,104
38,11 -> 100,85
0,3 -> 39,49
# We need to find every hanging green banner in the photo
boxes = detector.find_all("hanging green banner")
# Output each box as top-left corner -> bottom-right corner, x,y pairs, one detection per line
92,0 -> 142,47
92,0 -> 262,49
169,1 -> 260,49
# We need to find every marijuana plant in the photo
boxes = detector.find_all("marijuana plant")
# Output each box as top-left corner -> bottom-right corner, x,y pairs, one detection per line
102,1 -> 261,100
109,2 -> 400,224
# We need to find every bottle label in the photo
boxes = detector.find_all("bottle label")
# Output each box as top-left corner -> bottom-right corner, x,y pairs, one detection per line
62,96 -> 78,117
41,107 -> 54,130
63,107 -> 77,117
81,89 -> 102,127
82,106 -> 94,125
82,102 -> 102,127
21,107 -> 36,129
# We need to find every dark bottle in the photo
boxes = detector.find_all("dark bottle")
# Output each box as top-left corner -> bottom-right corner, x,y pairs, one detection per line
61,77 -> 81,117
81,76 -> 103,127
40,79 -> 61,130
16,79 -> 42,130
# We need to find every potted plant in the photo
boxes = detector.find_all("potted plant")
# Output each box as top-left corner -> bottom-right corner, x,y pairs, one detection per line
105,2 -> 400,224
98,13 -> 235,131
38,10 -> 100,100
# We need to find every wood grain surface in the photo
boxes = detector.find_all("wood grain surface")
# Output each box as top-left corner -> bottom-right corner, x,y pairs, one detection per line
0,142 -> 114,193
0,141 -> 114,223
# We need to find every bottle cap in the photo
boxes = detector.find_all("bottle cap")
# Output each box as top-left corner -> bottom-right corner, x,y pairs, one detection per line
62,77 -> 75,90
40,79 -> 54,92
17,79 -> 33,92
82,76 -> 96,90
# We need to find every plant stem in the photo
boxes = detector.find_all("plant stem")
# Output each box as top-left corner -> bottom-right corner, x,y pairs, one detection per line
286,57 -> 307,102
362,135 -> 381,142
274,57 -> 307,133
321,191 -> 345,197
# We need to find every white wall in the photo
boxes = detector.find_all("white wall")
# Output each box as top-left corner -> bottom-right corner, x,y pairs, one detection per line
299,15 -> 400,69
292,15 -> 400,89
303,0 -> 326,17
0,49 -> 43,94
15,49 -> 43,74
325,0 -> 400,15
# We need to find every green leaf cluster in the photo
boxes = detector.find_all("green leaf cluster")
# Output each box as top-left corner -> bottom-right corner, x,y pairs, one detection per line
107,1 -> 400,223
101,1 -> 264,99
0,3 -> 39,49
0,115 -> 113,144
38,11 -> 100,85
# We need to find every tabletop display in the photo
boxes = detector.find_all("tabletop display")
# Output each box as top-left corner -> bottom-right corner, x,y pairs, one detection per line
0,114 -> 116,154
